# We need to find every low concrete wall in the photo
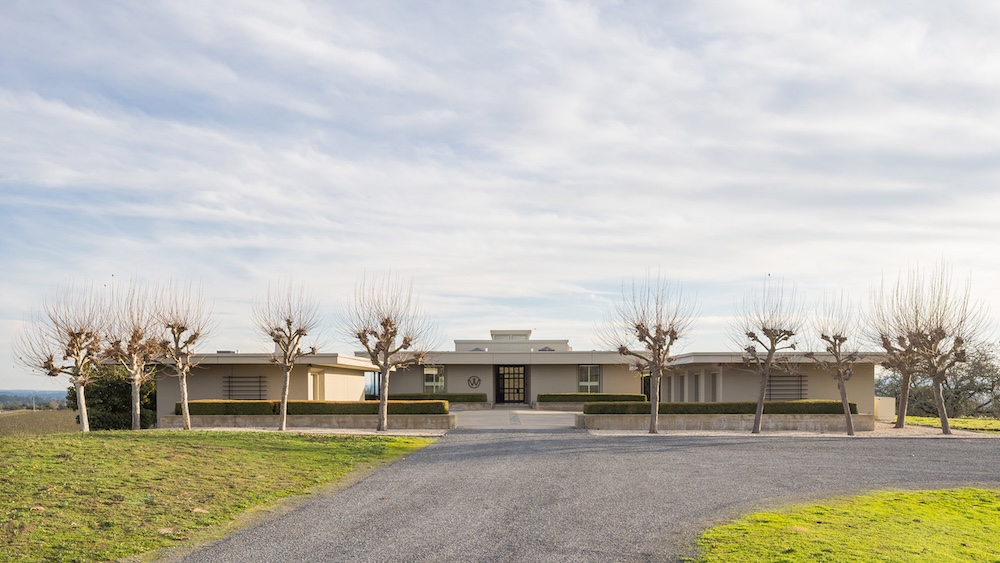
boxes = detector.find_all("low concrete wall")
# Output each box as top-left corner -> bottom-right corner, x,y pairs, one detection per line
575,413 -> 875,432
159,414 -> 457,430
532,402 -> 584,411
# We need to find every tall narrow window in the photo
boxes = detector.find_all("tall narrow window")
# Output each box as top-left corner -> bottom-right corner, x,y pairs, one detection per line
578,365 -> 600,393
423,366 -> 445,394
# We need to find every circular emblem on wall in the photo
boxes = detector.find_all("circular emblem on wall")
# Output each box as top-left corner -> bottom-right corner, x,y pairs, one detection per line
467,376 -> 482,389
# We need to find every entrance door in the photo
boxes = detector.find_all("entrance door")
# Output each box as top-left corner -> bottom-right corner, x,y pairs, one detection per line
496,366 -> 526,404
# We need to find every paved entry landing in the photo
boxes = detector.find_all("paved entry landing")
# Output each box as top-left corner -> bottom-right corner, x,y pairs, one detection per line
455,408 -> 578,429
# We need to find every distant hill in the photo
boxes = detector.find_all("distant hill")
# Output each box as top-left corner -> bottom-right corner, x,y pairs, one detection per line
0,389 -> 67,409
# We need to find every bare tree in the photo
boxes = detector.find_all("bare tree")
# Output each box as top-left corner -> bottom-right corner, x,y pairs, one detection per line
343,274 -> 436,432
105,280 -> 161,431
869,264 -> 989,433
733,278 -> 803,434
252,283 -> 320,431
600,274 -> 696,434
804,293 -> 862,436
157,282 -> 214,430
14,285 -> 107,432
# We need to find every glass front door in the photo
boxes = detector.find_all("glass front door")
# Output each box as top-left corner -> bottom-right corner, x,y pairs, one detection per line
496,366 -> 526,403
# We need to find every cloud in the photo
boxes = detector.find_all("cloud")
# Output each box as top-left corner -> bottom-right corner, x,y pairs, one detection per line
2,1 -> 999,388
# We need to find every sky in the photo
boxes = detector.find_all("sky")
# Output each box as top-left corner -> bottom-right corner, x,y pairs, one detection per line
2,1 -> 999,390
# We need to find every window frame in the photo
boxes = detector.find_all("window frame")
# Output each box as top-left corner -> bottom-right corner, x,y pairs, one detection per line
578,365 -> 601,393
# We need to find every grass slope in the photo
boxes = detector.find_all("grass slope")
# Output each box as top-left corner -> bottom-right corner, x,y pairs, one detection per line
692,488 -> 1000,562
0,431 -> 433,562
903,416 -> 1000,433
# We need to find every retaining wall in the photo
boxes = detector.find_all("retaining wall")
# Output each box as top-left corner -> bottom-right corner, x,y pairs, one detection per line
575,413 -> 875,432
159,414 -> 457,430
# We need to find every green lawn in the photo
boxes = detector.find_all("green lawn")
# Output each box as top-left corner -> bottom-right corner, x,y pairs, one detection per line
0,431 -> 433,562
903,416 -> 1000,433
692,488 -> 1000,562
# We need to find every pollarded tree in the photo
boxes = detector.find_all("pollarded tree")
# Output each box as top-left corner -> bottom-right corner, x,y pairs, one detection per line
869,264 -> 989,434
105,280 -> 162,431
252,283 -> 320,431
343,274 -> 436,432
157,282 -> 214,430
804,293 -> 862,436
733,278 -> 803,434
600,274 -> 696,434
14,284 -> 107,432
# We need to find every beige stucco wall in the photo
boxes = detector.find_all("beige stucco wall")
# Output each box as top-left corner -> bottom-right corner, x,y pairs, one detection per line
801,363 -> 876,414
601,364 -> 642,395
156,363 -> 370,418
345,358 -> 877,411
444,365 -> 493,401
156,364 -> 311,418
321,369 -> 366,401
388,365 -> 496,400
674,363 -> 876,415
388,366 -> 424,394
528,365 -> 576,401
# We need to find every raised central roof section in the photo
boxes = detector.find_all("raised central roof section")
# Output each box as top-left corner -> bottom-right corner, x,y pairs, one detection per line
455,330 -> 572,352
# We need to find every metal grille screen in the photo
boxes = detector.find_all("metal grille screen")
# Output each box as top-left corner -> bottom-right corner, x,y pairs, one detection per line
223,375 -> 267,400
766,373 -> 806,400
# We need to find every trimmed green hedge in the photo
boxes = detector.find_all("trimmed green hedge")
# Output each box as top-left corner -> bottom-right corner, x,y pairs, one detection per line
389,393 -> 488,403
536,393 -> 648,403
583,400 -> 858,415
178,400 -> 449,415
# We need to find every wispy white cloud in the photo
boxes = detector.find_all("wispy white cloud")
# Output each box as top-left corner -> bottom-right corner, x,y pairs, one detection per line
3,1 -> 999,387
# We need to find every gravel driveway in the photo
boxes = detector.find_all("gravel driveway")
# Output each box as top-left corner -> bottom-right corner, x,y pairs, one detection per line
175,423 -> 1000,562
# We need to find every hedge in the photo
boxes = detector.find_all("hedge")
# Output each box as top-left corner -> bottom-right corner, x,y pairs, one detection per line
389,393 -> 488,403
178,400 -> 449,415
83,409 -> 156,430
582,400 -> 858,415
536,393 -> 647,403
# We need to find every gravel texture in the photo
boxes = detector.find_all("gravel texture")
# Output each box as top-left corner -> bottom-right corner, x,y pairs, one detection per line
175,423 -> 1000,562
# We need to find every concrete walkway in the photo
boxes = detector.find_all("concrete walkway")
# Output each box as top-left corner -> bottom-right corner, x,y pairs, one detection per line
454,407 -> 577,429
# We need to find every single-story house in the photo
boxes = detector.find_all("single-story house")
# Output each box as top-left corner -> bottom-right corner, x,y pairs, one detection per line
155,352 -> 376,419
389,330 -> 878,413
155,329 -> 879,419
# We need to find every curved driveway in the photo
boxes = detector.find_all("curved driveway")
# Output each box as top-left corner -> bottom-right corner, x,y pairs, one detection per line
178,415 -> 1000,562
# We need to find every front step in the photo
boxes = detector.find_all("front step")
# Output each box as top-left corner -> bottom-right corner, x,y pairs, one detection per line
491,403 -> 527,410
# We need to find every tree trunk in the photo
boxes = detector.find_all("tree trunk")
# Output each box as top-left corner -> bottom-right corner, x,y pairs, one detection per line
837,376 -> 855,436
75,381 -> 90,433
648,372 -> 660,434
278,364 -> 291,431
752,371 -> 768,434
131,376 -> 141,431
179,373 -> 191,430
377,367 -> 390,432
894,372 -> 911,428
932,378 -> 951,435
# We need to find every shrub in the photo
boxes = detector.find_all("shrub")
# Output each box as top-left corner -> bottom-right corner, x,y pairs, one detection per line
86,409 -> 157,430
389,393 -> 488,403
583,400 -> 858,415
182,400 -> 278,415
537,393 -> 647,403
180,400 -> 449,416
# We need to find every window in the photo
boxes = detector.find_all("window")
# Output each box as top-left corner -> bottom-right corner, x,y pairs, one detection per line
364,371 -> 380,397
423,366 -> 445,394
578,365 -> 600,393
223,375 -> 266,400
